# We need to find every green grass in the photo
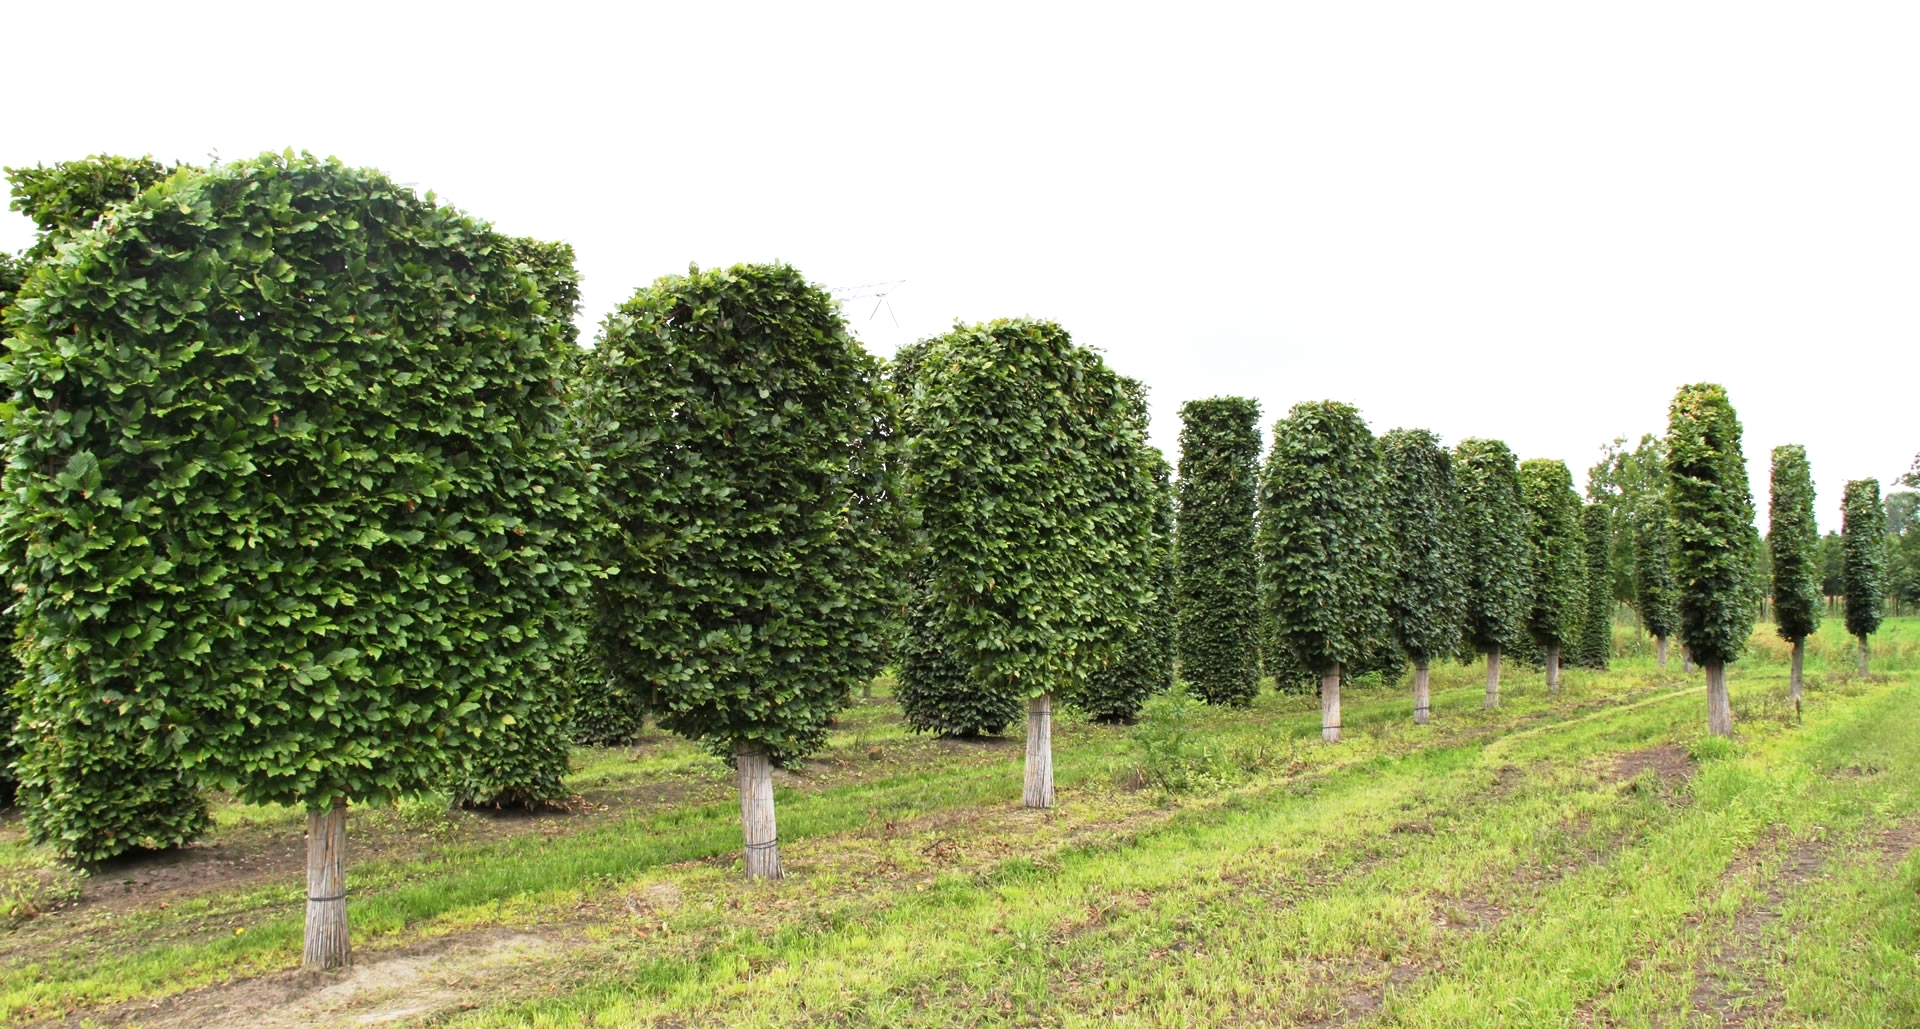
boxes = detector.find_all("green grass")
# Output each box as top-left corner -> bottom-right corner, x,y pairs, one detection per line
2,618 -> 1918,1027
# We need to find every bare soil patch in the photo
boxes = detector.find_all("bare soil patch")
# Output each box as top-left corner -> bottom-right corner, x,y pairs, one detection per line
1611,744 -> 1695,787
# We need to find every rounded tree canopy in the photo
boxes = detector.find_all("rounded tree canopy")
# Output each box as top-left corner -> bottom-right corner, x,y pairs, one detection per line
907,318 -> 1156,702
1841,478 -> 1886,641
584,263 -> 904,765
0,152 -> 592,813
1519,459 -> 1588,650
1174,396 -> 1263,706
1380,428 -> 1466,664
1666,383 -> 1756,667
1454,438 -> 1532,655
1260,401 -> 1393,675
1768,445 -> 1822,644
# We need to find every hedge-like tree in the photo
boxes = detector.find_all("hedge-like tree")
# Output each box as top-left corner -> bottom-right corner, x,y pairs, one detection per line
2,153 -> 590,968
1,156 -> 211,848
1519,460 -> 1587,690
1379,429 -> 1464,724
0,249 -> 20,807
586,262 -> 903,874
1767,445 -> 1821,699
1173,397 -> 1263,707
1455,439 -> 1532,708
1842,478 -> 1886,674
1633,488 -> 1682,669
1077,455 -> 1176,722
1260,402 -> 1393,742
1666,383 -> 1757,737
908,319 -> 1155,807
1576,502 -> 1612,669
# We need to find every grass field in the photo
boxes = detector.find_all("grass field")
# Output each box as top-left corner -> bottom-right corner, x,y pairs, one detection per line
2,617 -> 1917,1028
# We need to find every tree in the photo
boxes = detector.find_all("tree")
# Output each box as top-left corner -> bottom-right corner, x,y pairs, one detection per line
1817,531 -> 1847,606
1842,479 -> 1886,674
2,153 -> 590,968
1666,383 -> 1757,737
1077,455 -> 1176,722
1455,439 -> 1532,708
1260,402 -> 1393,743
1519,460 -> 1588,690
1379,429 -> 1464,725
1885,491 -> 1918,538
1173,397 -> 1263,707
0,250 -> 20,807
1587,435 -> 1664,605
586,262 -> 903,874
1767,445 -> 1821,700
1578,501 -> 1613,669
904,319 -> 1154,807
1632,487 -> 1682,668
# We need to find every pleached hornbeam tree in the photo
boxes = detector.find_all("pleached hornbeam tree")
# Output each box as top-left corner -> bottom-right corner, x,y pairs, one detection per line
1633,488 -> 1682,670
1455,439 -> 1533,708
1666,383 -> 1758,737
1577,501 -> 1613,669
587,263 -> 904,878
1260,402 -> 1393,743
1173,397 -> 1263,708
1768,445 -> 1821,702
1519,460 -> 1587,692
1380,429 -> 1465,724
1842,479 -> 1886,675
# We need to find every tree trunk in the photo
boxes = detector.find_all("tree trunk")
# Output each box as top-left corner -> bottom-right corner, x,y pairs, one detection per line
1706,663 -> 1733,737
1789,639 -> 1804,704
736,742 -> 782,880
1484,647 -> 1501,709
1682,645 -> 1694,674
1023,693 -> 1054,808
303,801 -> 350,970
1545,643 -> 1561,691
1413,660 -> 1431,725
1321,664 -> 1342,743
1857,635 -> 1869,676
1656,635 -> 1668,670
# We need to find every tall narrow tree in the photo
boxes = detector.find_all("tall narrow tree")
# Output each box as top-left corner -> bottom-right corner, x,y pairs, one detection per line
1578,501 -> 1613,669
1633,489 -> 1682,669
907,319 -> 1155,807
2,154 -> 591,968
1767,445 -> 1821,700
1077,455 -> 1176,722
1842,478 -> 1886,675
587,263 -> 904,877
1380,429 -> 1465,724
1666,383 -> 1757,737
1174,397 -> 1263,707
1260,402 -> 1393,743
1455,439 -> 1532,708
1519,460 -> 1588,691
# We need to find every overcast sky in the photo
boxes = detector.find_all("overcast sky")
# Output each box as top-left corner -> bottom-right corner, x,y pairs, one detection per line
4,2 -> 1913,530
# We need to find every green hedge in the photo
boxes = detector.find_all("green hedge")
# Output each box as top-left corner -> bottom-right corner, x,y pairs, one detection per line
1454,439 -> 1532,657
1,153 -> 590,858
1666,384 -> 1756,666
1768,445 -> 1822,644
1174,397 -> 1263,706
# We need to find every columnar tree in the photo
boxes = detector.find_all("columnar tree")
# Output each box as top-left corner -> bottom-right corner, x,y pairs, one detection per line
1077,454 -> 1176,722
1519,460 -> 1587,690
1173,397 -> 1263,707
1666,383 -> 1757,737
1380,429 -> 1464,724
0,250 -> 20,807
906,319 -> 1154,807
587,262 -> 903,874
1633,489 -> 1682,668
2,153 -> 590,968
1578,501 -> 1613,669
1767,445 -> 1821,699
1454,439 -> 1532,708
1260,402 -> 1393,743
1842,478 -> 1886,674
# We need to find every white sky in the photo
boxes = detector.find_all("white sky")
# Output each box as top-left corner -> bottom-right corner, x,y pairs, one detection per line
3,2 -> 1914,531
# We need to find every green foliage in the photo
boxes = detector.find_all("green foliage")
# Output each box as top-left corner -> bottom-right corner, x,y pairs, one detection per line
1885,492 -> 1917,538
1577,502 -> 1612,668
1818,531 -> 1846,598
1380,428 -> 1465,665
1586,435 -> 1664,604
0,250 -> 23,309
1454,438 -> 1532,656
568,664 -> 650,747
1630,481 -> 1681,641
6,155 -> 181,259
1126,684 -> 1227,793
1665,383 -> 1757,666
1078,456 -> 1176,722
896,583 -> 1021,736
1890,524 -> 1920,611
1519,460 -> 1588,652
1,153 -> 591,861
1259,402 -> 1393,675
584,263 -> 903,767
1173,397 -> 1262,706
1842,479 -> 1886,640
1767,445 -> 1822,643
906,319 -> 1156,706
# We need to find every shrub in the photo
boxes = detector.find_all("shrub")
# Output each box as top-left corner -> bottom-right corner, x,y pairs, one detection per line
1174,397 -> 1263,707
1128,684 -> 1227,793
